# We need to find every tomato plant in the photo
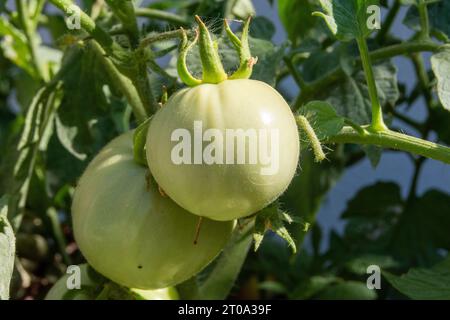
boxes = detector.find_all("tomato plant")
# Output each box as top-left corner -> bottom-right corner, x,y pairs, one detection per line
1,0 -> 450,302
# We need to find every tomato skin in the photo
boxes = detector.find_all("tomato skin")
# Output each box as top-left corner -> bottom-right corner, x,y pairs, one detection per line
45,264 -> 179,300
146,79 -> 299,221
72,133 -> 235,289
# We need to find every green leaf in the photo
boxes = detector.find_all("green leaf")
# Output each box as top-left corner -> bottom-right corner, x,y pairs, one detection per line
278,0 -> 316,46
384,256 -> 450,300
178,221 -> 253,300
342,182 -> 402,219
249,16 -> 276,41
404,1 -> 450,40
253,205 -> 299,254
314,0 -> 380,41
340,182 -> 450,265
429,107 -> 450,144
249,37 -> 287,86
325,62 -> 399,125
362,145 -> 382,168
55,45 -> 124,159
431,46 -> 450,111
389,190 -> 450,264
316,281 -> 377,300
0,196 -> 15,300
302,101 -> 345,140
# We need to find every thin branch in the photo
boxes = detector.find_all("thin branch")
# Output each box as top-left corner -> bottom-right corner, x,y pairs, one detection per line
135,8 -> 191,27
327,126 -> 450,164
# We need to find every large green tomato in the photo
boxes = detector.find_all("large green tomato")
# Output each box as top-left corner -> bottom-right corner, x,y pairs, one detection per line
45,264 -> 179,300
146,79 -> 299,221
72,132 -> 235,289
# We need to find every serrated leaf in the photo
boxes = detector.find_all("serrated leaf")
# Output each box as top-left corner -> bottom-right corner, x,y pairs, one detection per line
253,206 -> 298,254
431,46 -> 450,111
302,101 -> 345,140
325,62 -> 399,124
314,0 -> 380,41
0,196 -> 15,300
384,256 -> 450,300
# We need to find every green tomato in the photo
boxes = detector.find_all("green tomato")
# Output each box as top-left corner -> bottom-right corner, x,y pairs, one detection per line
72,132 -> 235,289
146,79 -> 299,221
45,264 -> 179,300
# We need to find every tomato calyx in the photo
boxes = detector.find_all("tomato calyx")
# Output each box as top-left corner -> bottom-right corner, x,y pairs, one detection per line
177,15 -> 257,86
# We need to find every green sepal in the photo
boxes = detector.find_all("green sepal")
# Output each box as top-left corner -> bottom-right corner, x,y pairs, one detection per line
177,28 -> 202,87
133,117 -> 152,166
225,16 -> 257,80
195,15 -> 228,84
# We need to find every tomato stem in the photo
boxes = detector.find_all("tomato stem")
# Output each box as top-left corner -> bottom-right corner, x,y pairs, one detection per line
357,37 -> 388,132
225,17 -> 256,80
327,126 -> 450,164
177,28 -> 203,86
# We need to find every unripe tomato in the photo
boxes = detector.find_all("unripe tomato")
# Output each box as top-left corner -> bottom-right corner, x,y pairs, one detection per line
45,264 -> 179,300
146,79 -> 299,221
72,132 -> 235,289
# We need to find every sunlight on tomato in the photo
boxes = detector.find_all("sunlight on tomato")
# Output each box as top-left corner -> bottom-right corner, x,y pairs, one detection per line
146,79 -> 300,221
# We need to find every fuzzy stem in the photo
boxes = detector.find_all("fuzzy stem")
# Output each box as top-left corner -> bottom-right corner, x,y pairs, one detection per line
297,116 -> 326,162
327,126 -> 450,164
135,8 -> 191,27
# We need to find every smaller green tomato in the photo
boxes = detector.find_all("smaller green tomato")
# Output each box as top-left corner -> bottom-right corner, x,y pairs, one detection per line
45,264 -> 179,300
72,132 -> 235,289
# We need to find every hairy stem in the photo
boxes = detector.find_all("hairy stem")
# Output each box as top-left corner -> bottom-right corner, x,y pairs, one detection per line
297,116 -> 326,162
105,0 -> 140,48
48,0 -> 114,51
89,41 -> 148,123
16,0 -> 47,81
327,126 -> 450,164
